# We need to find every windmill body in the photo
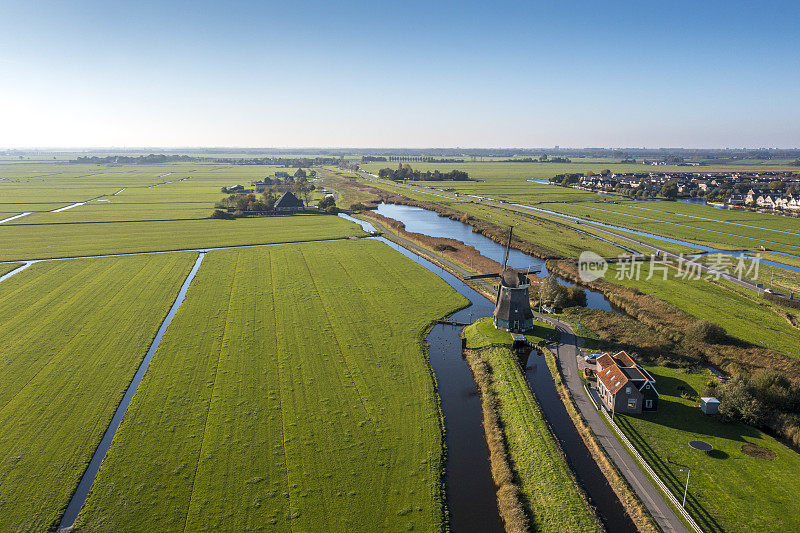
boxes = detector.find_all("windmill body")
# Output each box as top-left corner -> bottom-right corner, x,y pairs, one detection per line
465,227 -> 537,333
493,267 -> 534,333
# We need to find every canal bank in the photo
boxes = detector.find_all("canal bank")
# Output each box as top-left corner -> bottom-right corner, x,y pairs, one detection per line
341,213 -> 637,531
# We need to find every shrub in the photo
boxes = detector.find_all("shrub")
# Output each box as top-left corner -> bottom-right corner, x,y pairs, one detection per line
210,209 -> 235,220
433,244 -> 457,252
325,205 -> 339,215
685,319 -> 726,344
718,377 -> 768,427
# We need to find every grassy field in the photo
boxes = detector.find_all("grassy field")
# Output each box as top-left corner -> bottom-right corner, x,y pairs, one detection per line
605,261 -> 800,358
0,162 -> 365,261
0,253 -> 196,531
0,262 -> 22,277
543,201 -> 800,256
358,162 -> 800,259
0,214 -> 362,261
75,239 -> 467,532
462,320 -> 599,531
616,365 -> 800,533
463,317 -> 556,348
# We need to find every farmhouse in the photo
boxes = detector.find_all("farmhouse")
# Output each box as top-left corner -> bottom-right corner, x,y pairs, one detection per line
274,191 -> 304,212
596,351 -> 659,414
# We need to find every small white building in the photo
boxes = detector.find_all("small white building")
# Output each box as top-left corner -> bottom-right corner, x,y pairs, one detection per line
700,397 -> 720,415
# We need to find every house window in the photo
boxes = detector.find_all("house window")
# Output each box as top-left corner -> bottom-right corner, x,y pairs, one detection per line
645,400 -> 653,409
628,398 -> 637,409
625,386 -> 632,395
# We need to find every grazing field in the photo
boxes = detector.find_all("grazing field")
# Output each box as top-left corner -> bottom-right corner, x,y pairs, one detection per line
543,202 -> 800,256
616,365 -> 800,533
605,262 -> 800,358
359,161 -> 798,204
0,262 -> 22,277
0,214 -> 362,261
0,253 -> 196,531
463,320 -> 598,531
76,239 -> 467,532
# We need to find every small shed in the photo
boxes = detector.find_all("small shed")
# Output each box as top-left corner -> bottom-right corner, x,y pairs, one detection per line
700,397 -> 720,415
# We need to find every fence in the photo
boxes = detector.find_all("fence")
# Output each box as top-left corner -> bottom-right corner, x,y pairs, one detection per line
599,406 -> 704,533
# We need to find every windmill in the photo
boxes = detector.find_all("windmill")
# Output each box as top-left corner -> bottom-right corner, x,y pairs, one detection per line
466,227 -> 538,333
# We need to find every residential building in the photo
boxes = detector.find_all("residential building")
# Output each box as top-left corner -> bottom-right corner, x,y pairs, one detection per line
596,351 -> 659,414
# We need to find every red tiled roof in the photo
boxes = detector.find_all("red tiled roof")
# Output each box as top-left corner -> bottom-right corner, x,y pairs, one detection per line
614,350 -> 637,367
598,364 -> 629,395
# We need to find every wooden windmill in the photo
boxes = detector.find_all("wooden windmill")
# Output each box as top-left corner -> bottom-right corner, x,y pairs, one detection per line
466,227 -> 538,333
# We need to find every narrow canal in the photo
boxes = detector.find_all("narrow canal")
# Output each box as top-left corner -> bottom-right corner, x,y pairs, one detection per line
341,212 -> 634,531
374,203 -> 616,311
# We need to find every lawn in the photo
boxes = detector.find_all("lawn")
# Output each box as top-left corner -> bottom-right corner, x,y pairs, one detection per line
461,319 -> 599,531
463,317 -> 557,348
615,365 -> 800,533
0,252 -> 196,531
75,239 -> 467,532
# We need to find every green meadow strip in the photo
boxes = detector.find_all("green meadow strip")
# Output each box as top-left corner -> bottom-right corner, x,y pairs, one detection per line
0,253 -> 196,531
76,239 -> 467,532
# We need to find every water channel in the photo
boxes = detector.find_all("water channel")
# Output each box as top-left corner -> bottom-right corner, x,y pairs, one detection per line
341,213 -> 634,531
374,203 -> 615,311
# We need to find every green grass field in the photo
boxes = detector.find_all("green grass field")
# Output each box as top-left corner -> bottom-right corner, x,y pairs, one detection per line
463,317 -> 556,348
75,239 -> 467,532
0,214 -> 362,261
616,365 -> 800,533
0,253 -> 196,531
0,162 -> 365,261
462,319 -> 598,531
605,262 -> 800,358
0,262 -> 21,277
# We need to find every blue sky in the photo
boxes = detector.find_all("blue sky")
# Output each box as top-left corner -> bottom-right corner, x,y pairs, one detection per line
1,0 -> 798,148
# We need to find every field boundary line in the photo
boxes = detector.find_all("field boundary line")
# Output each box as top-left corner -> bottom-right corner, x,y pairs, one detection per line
600,408 -> 703,533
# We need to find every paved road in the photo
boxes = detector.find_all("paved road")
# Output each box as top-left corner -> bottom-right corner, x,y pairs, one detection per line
363,213 -> 689,533
537,315 -> 690,533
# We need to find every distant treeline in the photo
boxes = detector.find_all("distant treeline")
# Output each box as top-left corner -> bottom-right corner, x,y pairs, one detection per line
362,156 -> 463,163
71,154 -> 341,167
499,156 -> 571,163
378,164 -> 470,181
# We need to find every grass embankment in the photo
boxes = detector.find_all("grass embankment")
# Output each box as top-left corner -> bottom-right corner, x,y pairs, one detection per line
616,365 -> 800,533
76,239 -> 467,531
462,320 -> 600,532
603,261 -> 800,358
0,253 -> 196,531
0,213 -> 362,261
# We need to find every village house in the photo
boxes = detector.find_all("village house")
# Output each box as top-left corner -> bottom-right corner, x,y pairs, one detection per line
596,351 -> 659,414
274,191 -> 305,212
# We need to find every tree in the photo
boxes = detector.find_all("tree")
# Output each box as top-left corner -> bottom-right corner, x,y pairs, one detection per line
718,377 -> 767,426
660,181 -> 679,200
318,196 -> 336,210
788,184 -> 799,196
769,180 -> 785,190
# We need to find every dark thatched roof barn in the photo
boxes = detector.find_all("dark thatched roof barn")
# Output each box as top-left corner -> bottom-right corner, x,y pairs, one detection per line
274,191 -> 304,212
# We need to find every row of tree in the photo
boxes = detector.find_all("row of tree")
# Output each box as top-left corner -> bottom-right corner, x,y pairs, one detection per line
377,164 -> 470,181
